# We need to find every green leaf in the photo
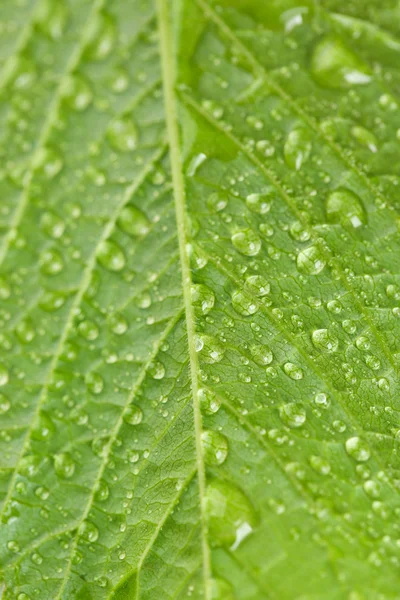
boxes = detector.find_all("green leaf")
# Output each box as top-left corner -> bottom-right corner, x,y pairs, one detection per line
1,0 -> 400,598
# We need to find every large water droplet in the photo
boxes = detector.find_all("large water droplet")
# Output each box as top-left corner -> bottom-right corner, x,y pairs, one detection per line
311,36 -> 371,89
231,290 -> 259,316
311,328 -> 339,352
191,284 -> 215,315
117,205 -> 150,236
195,334 -> 225,364
231,229 -> 261,256
280,402 -> 306,428
80,520 -> 99,543
283,362 -> 304,380
326,188 -> 366,228
297,245 -> 326,275
205,479 -> 257,549
40,211 -> 65,239
85,12 -> 116,61
284,127 -> 312,170
123,404 -> 143,426
107,117 -> 138,152
198,388 -> 221,415
250,344 -> 273,366
345,437 -> 370,462
32,412 -> 55,441
54,452 -> 75,478
202,430 -> 228,466
97,240 -> 126,272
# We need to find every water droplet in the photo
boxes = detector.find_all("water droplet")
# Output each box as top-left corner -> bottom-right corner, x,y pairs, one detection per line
198,388 -> 221,415
232,290 -> 259,316
0,364 -> 9,386
297,245 -> 326,275
54,452 -> 75,478
314,392 -> 329,408
108,312 -> 128,335
0,393 -> 10,414
246,192 -> 271,214
40,211 -> 65,239
326,189 -> 366,228
289,221 -> 310,242
309,455 -> 331,475
311,36 -> 371,89
231,229 -> 261,256
108,116 -> 138,152
311,328 -> 339,352
85,372 -> 104,395
280,402 -> 306,427
36,147 -> 63,179
191,284 -> 215,315
7,540 -> 20,553
78,319 -> 99,341
123,404 -> 143,426
244,275 -> 270,297
205,479 -> 257,549
36,0 -> 68,38
202,430 -> 228,466
195,334 -> 225,364
32,412 -> 55,441
85,12 -> 116,61
345,437 -> 370,462
118,205 -> 149,236
284,127 -> 312,170
97,240 -> 126,272
39,290 -> 66,312
363,479 -> 381,499
250,344 -> 273,366
356,336 -> 370,352
283,362 -> 304,380
35,486 -> 49,500
64,74 -> 93,111
210,578 -> 235,600
40,248 -> 64,275
95,480 -> 109,502
351,125 -> 377,153
149,361 -> 165,379
0,276 -> 11,299
80,520 -> 99,543
31,551 -> 43,565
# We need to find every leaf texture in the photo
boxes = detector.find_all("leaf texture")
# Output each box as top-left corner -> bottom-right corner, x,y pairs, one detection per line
1,0 -> 400,598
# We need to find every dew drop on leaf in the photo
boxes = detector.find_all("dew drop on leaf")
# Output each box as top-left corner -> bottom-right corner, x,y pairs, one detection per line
85,372 -> 104,395
198,388 -> 221,415
201,430 -> 228,466
310,36 -> 371,89
64,74 -> 93,111
107,117 -> 138,152
0,393 -> 10,414
345,437 -> 370,462
326,189 -> 366,228
250,343 -> 273,366
246,192 -> 271,214
231,290 -> 259,316
280,402 -> 306,428
284,127 -> 312,170
85,12 -> 116,61
123,404 -> 143,426
97,240 -> 126,272
149,361 -> 165,379
0,364 -> 9,387
244,275 -> 270,297
283,363 -> 304,380
80,520 -> 99,543
195,334 -> 225,364
117,205 -> 150,236
231,229 -> 261,256
54,452 -> 75,478
205,479 -> 257,549
311,329 -> 339,352
191,284 -> 215,315
296,245 -> 326,275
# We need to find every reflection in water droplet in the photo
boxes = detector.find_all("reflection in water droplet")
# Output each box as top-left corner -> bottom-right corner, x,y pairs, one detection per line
250,344 -> 273,366
123,404 -> 143,425
86,372 -> 104,395
205,479 -> 257,549
202,430 -> 228,465
284,127 -> 312,170
297,245 -> 326,275
80,520 -> 99,543
311,36 -> 371,89
345,437 -> 370,462
149,361 -> 165,380
326,189 -> 366,228
231,229 -> 261,256
280,402 -> 306,428
311,328 -> 339,352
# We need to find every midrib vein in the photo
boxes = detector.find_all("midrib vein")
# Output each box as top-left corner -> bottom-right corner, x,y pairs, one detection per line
156,1 -> 212,599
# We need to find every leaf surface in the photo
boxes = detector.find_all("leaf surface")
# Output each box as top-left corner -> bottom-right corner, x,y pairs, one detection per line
1,0 -> 400,598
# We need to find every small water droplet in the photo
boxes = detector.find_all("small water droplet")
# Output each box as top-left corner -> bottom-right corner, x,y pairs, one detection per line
108,117 -> 138,152
244,275 -> 270,297
85,12 -> 116,61
118,205 -> 150,236
250,344 -> 273,366
0,364 -> 9,387
283,362 -> 304,380
246,192 -> 272,214
191,284 -> 215,315
97,240 -> 126,272
54,452 -> 75,478
297,245 -> 326,275
195,334 -> 225,363
280,402 -> 306,427
231,290 -> 259,316
85,372 -> 104,395
80,520 -> 99,543
78,319 -> 99,341
284,127 -> 312,170
123,404 -> 143,426
149,361 -> 165,379
311,328 -> 339,352
198,388 -> 221,415
40,211 -> 65,239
